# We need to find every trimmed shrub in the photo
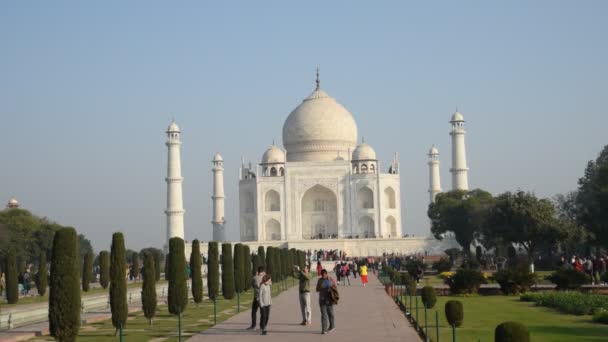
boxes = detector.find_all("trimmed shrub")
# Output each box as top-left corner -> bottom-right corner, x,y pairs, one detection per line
5,249 -> 18,304
402,273 -> 417,296
433,257 -> 452,273
82,251 -> 93,292
404,258 -> 426,279
447,268 -> 486,294
547,268 -> 590,290
49,228 -> 81,342
445,300 -> 464,327
593,309 -> 608,324
207,241 -> 220,300
110,232 -> 128,330
221,242 -> 235,299
258,246 -> 266,269
168,237 -> 188,314
495,321 -> 530,342
190,239 -> 203,304
141,253 -> 157,325
36,252 -> 47,296
494,265 -> 537,294
99,251 -> 110,289
131,251 -> 140,281
520,291 -> 608,316
234,243 -> 245,294
243,245 -> 252,291
421,286 -> 437,309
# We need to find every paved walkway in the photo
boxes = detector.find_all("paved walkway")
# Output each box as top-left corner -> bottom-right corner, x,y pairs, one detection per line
187,273 -> 421,342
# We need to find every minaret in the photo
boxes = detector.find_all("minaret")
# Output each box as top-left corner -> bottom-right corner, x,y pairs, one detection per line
450,110 -> 469,190
428,145 -> 442,202
212,152 -> 226,241
165,121 -> 185,244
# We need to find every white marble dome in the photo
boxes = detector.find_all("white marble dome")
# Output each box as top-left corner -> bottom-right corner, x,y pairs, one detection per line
167,121 -> 180,132
451,111 -> 464,122
429,145 -> 439,155
213,152 -> 223,161
262,145 -> 285,164
352,142 -> 377,161
8,197 -> 18,205
282,87 -> 358,162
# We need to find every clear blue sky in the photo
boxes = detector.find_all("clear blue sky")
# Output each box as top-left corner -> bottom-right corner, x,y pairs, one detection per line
1,1 -> 606,252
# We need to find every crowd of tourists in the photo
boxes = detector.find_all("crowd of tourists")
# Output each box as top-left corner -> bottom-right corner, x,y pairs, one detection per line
559,255 -> 608,284
247,257 -> 374,335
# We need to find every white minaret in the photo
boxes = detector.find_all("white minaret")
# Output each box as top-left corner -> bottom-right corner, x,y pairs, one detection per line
450,110 -> 469,190
212,152 -> 226,241
165,121 -> 185,244
428,145 -> 442,203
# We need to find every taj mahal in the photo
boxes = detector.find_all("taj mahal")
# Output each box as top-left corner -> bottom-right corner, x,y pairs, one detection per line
163,72 -> 466,256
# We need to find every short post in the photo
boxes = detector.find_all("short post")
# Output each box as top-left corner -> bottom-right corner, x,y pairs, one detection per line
424,305 -> 428,341
214,299 -> 217,325
119,323 -> 123,342
178,308 -> 182,342
409,294 -> 412,316
237,292 -> 241,313
415,296 -> 419,329
8,313 -> 13,330
452,323 -> 456,342
436,310 -> 439,342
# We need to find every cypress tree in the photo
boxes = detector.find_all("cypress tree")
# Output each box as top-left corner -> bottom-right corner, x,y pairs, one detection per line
5,249 -> 18,304
234,244 -> 245,294
82,251 -> 93,292
265,247 -> 274,278
221,243 -> 235,299
258,246 -> 266,269
99,251 -> 110,289
276,248 -> 284,281
132,251 -> 140,281
298,250 -> 306,269
281,249 -> 289,280
153,251 -> 162,282
168,237 -> 187,314
141,253 -> 157,325
190,239 -> 203,305
49,228 -> 81,342
164,254 -> 170,281
110,232 -> 128,332
207,241 -> 220,301
36,252 -> 47,296
243,245 -> 252,291
252,254 -> 261,276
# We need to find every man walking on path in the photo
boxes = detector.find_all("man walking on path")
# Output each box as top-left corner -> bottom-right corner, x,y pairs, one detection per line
294,264 -> 312,325
248,266 -> 265,330
316,269 -> 337,334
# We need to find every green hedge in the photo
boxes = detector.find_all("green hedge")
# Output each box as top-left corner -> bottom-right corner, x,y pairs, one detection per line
494,265 -> 537,294
495,321 -> 530,342
593,309 -> 608,324
520,291 -> 608,316
447,268 -> 486,294
547,268 -> 590,290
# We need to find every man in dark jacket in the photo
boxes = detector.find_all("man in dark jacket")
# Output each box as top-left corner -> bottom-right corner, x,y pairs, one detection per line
316,269 -> 337,334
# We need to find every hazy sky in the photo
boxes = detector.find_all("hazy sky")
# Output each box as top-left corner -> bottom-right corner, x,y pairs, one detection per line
1,1 -> 606,252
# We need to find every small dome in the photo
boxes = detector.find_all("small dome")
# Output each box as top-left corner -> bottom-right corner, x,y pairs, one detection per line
8,197 -> 18,205
213,152 -> 223,162
262,145 -> 285,164
167,121 -> 180,132
451,111 -> 464,122
429,145 -> 439,155
352,143 -> 377,161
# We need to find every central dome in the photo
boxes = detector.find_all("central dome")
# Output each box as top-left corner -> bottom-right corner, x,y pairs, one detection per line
282,87 -> 358,162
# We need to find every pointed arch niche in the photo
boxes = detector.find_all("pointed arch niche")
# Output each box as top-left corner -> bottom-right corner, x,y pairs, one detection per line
301,185 -> 338,239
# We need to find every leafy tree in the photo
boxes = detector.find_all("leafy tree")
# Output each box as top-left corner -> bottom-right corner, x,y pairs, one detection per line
234,243 -> 245,294
484,191 -> 565,262
207,241 -> 220,300
49,228 -> 80,342
168,237 -> 188,314
36,252 -> 47,296
221,242 -> 235,299
110,232 -> 127,332
575,145 -> 608,248
5,249 -> 18,304
99,251 -> 110,289
257,246 -> 266,269
82,251 -> 93,292
141,253 -> 157,325
428,189 -> 493,254
190,239 -> 203,305
243,245 -> 252,291
131,251 -> 140,281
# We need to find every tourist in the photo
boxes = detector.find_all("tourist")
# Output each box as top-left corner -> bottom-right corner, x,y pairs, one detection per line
247,266 -> 265,330
0,272 -> 5,297
259,274 -> 272,335
294,264 -> 312,325
334,262 -> 342,284
360,263 -> 368,287
316,269 -> 337,334
341,262 -> 350,286
316,261 -> 322,277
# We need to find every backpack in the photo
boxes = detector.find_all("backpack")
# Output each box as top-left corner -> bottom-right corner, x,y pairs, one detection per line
329,286 -> 340,305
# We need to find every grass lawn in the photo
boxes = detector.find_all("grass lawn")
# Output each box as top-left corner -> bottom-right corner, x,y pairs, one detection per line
400,295 -> 608,342
30,279 -> 294,342
3,281 -> 167,307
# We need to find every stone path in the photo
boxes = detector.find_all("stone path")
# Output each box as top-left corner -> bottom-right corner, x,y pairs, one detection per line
187,273 -> 421,342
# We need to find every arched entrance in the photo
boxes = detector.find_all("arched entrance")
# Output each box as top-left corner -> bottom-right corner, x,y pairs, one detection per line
301,185 -> 338,239
358,216 -> 374,238
265,219 -> 281,240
